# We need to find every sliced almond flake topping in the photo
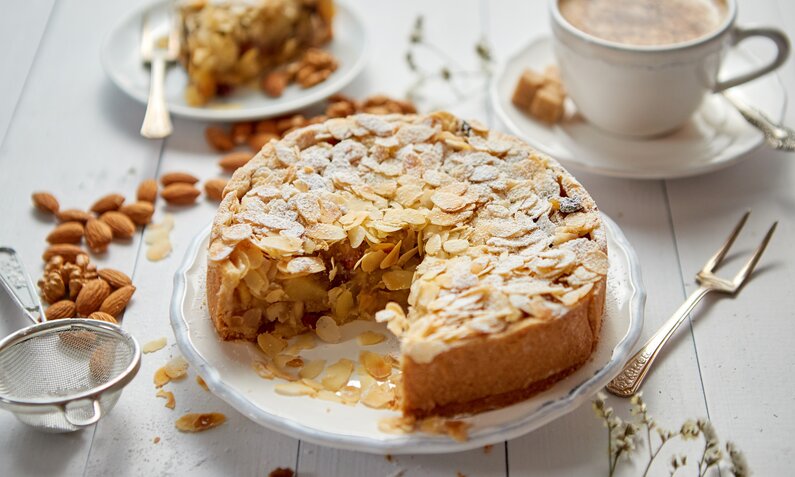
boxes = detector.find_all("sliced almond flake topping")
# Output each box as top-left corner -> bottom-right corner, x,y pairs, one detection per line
299,359 -> 326,379
208,240 -> 235,261
339,385 -> 361,405
321,359 -> 354,391
317,389 -> 344,404
315,316 -> 341,343
357,331 -> 387,346
156,389 -> 176,409
222,223 -> 253,243
360,382 -> 394,409
380,241 -> 402,269
356,114 -> 396,136
360,351 -> 391,380
257,333 -> 287,358
274,143 -> 299,165
164,356 -> 189,380
275,382 -> 317,397
305,223 -> 346,242
442,239 -> 469,254
143,337 -> 167,354
430,191 -> 467,212
382,269 -> 414,291
277,256 -> 326,275
252,361 -> 274,380
255,235 -> 303,255
175,413 -> 226,433
469,165 -> 499,182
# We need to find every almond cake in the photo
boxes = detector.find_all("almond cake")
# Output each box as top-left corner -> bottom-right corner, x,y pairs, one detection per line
179,0 -> 335,105
207,112 -> 608,417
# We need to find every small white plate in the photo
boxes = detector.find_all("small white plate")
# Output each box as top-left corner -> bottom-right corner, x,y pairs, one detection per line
170,215 -> 644,454
102,0 -> 367,121
491,36 -> 788,179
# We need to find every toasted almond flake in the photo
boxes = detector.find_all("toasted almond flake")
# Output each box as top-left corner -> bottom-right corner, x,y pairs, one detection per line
316,389 -> 344,404
357,331 -> 386,346
315,315 -> 341,343
257,333 -> 287,358
156,389 -> 176,409
360,351 -> 391,380
175,413 -> 226,432
382,269 -> 414,291
380,241 -> 402,269
360,250 -> 387,273
321,358 -> 354,391
163,356 -> 189,380
299,359 -> 326,379
253,361 -> 274,380
143,337 -> 167,354
284,333 -> 316,355
339,385 -> 362,405
361,382 -> 394,409
442,239 -> 469,254
153,368 -> 170,388
384,354 -> 401,369
305,223 -> 346,241
301,378 -> 324,391
275,382 -> 317,397
430,191 -> 467,212
196,375 -> 209,391
425,234 -> 442,255
266,361 -> 298,381
273,354 -> 300,369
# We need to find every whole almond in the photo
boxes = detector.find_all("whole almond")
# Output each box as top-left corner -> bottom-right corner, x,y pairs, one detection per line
205,126 -> 234,152
137,179 -> 158,203
43,244 -> 85,262
119,201 -> 154,225
32,192 -> 60,214
261,70 -> 289,98
46,300 -> 76,320
218,152 -> 253,172
57,209 -> 93,223
248,132 -> 278,152
98,268 -> 132,288
90,193 -> 125,214
88,311 -> 118,324
85,219 -> 113,252
76,279 -> 111,316
100,285 -> 136,317
204,178 -> 228,201
100,211 -> 136,239
161,172 -> 199,186
46,222 -> 84,244
161,183 -> 201,205
231,121 -> 254,144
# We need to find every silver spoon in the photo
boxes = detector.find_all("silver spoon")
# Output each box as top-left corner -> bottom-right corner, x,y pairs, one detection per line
722,91 -> 795,152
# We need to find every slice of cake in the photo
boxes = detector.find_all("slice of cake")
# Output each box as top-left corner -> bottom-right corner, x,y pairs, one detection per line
207,112 -> 607,417
179,0 -> 335,105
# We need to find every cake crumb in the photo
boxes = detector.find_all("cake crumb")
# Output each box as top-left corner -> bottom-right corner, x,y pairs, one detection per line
483,444 -> 493,454
153,436 -> 161,444
268,468 -> 294,477
385,454 -> 393,462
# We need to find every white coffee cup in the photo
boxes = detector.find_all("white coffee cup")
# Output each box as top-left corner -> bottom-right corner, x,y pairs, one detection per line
550,0 -> 790,138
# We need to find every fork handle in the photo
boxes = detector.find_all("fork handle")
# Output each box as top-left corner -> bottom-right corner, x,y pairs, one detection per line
140,55 -> 173,139
606,286 -> 711,397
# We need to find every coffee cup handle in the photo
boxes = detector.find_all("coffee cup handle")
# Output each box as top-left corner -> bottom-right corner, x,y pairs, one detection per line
713,26 -> 790,92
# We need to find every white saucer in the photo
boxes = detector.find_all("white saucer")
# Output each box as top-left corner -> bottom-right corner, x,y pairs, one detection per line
102,0 -> 367,122
170,215 -> 644,454
491,36 -> 787,179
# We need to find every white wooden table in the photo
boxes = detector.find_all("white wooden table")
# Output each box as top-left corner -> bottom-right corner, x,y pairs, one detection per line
0,0 -> 793,475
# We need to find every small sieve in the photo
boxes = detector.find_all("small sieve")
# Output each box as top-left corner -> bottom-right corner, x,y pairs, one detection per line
0,247 -> 141,432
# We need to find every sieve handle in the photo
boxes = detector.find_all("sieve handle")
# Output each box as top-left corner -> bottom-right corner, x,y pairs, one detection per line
64,399 -> 103,428
0,247 -> 45,324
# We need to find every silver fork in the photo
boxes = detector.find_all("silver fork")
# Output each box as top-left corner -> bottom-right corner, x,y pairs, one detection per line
139,11 -> 180,139
722,91 -> 795,152
606,211 -> 777,397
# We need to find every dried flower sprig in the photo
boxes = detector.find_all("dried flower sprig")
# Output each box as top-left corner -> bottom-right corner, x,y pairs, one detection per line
404,15 -> 493,108
592,392 -> 750,477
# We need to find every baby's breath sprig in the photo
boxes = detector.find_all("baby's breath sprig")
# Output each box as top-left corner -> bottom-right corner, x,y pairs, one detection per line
592,392 -> 750,477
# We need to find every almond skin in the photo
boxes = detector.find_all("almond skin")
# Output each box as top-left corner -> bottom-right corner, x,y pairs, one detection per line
248,132 -> 278,152
46,222 -> 84,244
161,183 -> 201,205
97,268 -> 132,288
85,219 -> 113,253
90,193 -> 125,214
205,126 -> 234,152
161,172 -> 199,186
218,152 -> 253,172
119,201 -> 154,225
32,192 -> 60,214
43,244 -> 85,262
137,179 -> 158,203
75,279 -> 111,316
57,208 -> 93,223
46,300 -> 76,320
88,311 -> 118,324
204,178 -> 228,201
100,211 -> 136,239
100,285 -> 136,317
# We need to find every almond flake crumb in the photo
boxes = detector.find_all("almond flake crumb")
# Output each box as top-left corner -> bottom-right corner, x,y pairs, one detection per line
357,330 -> 386,346
196,375 -> 209,391
142,337 -> 167,354
156,389 -> 175,409
153,368 -> 170,388
175,412 -> 226,432
163,356 -> 189,379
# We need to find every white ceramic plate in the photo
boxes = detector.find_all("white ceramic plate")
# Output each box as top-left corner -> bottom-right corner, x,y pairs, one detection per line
171,215 -> 645,454
102,0 -> 367,121
491,36 -> 787,179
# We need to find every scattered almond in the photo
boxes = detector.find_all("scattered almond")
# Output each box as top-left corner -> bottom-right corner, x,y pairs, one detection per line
97,268 -> 132,288
247,132 -> 278,152
161,183 -> 201,205
321,358 -> 354,392
85,219 -> 113,253
205,126 -> 234,152
137,179 -> 158,203
231,121 -> 253,144
156,389 -> 176,409
46,222 -> 84,244
299,359 -> 326,379
99,285 -> 135,317
163,356 -> 189,379
75,279 -> 111,316
119,201 -> 154,225
204,178 -> 228,201
42,243 -> 85,262
255,119 -> 277,134
175,413 -> 226,432
315,315 -> 341,343
90,194 -> 125,214
160,172 -> 199,186
45,299 -> 76,320
32,192 -> 59,214
88,311 -> 118,324
357,331 -> 386,346
57,209 -> 93,223
360,351 -> 391,380
218,151 -> 253,172
361,382 -> 395,409
154,368 -> 170,387
143,337 -> 168,353
257,333 -> 287,358
99,211 -> 136,239
261,70 -> 289,98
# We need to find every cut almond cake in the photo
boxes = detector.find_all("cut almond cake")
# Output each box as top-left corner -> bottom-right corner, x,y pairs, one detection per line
207,112 -> 608,418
